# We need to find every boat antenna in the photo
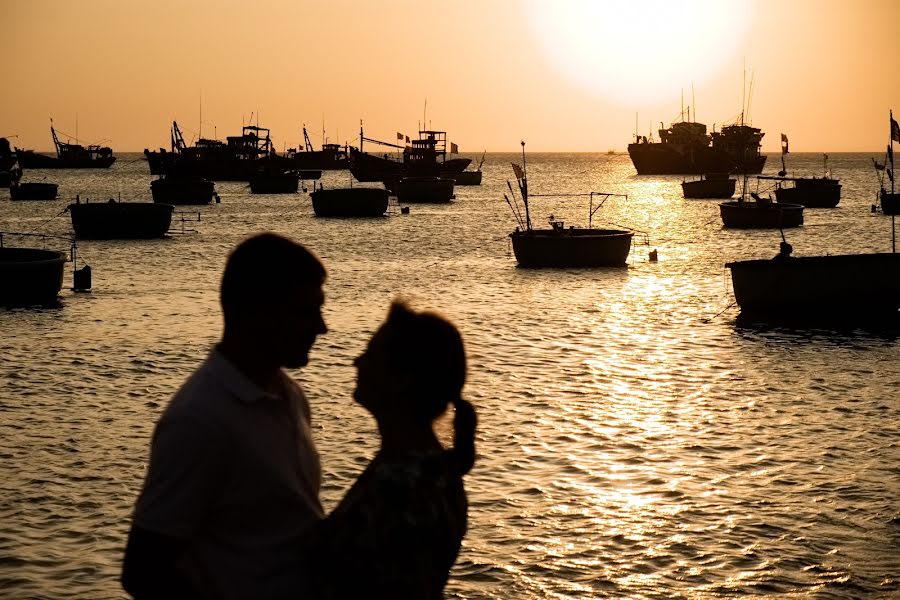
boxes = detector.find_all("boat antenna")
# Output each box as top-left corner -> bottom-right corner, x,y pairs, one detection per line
741,60 -> 746,125
692,81 -> 696,123
199,91 -> 202,140
746,71 -> 755,123
75,112 -> 78,145
521,140 -> 531,230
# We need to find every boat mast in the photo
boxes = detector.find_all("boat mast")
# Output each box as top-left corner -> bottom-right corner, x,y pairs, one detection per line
50,118 -> 62,157
521,140 -> 530,230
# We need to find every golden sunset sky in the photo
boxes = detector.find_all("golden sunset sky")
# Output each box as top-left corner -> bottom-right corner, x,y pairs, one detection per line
2,0 -> 898,153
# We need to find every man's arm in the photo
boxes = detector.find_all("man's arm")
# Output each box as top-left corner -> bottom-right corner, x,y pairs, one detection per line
121,525 -> 199,600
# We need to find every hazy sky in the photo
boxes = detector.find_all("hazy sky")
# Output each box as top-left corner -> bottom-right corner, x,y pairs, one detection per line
2,0 -> 898,152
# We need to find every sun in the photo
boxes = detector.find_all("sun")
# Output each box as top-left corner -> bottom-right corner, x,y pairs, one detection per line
525,0 -> 756,106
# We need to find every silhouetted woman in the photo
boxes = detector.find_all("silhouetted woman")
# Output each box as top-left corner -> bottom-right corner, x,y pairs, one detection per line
306,301 -> 477,599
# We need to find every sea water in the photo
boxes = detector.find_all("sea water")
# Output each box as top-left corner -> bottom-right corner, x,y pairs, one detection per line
1,153 -> 898,598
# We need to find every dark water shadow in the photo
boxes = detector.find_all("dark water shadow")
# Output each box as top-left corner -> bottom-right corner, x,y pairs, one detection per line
733,311 -> 900,345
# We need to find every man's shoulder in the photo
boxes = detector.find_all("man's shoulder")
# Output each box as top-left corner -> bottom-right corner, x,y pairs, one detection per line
162,353 -> 235,424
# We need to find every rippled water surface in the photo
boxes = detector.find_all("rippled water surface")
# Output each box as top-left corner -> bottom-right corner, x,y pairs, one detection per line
2,153 -> 899,598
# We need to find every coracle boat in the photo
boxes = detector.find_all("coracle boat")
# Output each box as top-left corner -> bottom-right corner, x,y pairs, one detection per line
0,246 -> 66,306
16,121 -> 115,169
719,175 -> 803,229
67,197 -> 174,239
310,185 -> 389,217
391,176 -> 455,203
10,182 -> 58,201
150,176 -> 217,205
681,173 -> 736,199
727,240 -> 900,319
452,152 -> 485,186
628,105 -> 766,175
505,142 -> 634,268
248,170 -> 299,194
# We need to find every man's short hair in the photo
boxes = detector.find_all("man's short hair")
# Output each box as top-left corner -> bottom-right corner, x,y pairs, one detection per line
220,232 -> 325,325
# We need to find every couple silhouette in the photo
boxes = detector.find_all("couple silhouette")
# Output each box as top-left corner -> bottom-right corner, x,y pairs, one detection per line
121,232 -> 477,599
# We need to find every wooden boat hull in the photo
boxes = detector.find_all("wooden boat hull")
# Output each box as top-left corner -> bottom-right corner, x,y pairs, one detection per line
682,176 -> 736,199
248,173 -> 299,194
719,201 -> 804,229
10,183 -> 58,201
881,190 -> 900,215
150,177 -> 215,205
348,148 -> 472,183
727,253 -> 900,316
452,170 -> 483,186
510,229 -> 633,268
774,179 -> 841,208
0,247 -> 66,306
16,149 -> 115,169
628,143 -> 766,175
392,177 -> 455,203
68,202 -> 174,239
311,188 -> 389,217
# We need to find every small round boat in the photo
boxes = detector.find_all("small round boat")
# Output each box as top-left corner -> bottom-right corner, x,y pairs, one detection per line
0,247 -> 66,306
719,198 -> 804,229
10,182 -> 59,201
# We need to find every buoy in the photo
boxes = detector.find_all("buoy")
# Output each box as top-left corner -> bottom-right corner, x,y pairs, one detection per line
872,204 -> 878,213
649,249 -> 658,262
401,206 -> 410,214
73,265 -> 92,292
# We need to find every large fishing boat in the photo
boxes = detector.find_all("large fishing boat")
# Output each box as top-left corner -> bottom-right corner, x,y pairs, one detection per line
283,125 -> 348,170
144,121 -> 275,181
628,98 -> 766,175
348,126 -> 471,183
16,121 -> 115,169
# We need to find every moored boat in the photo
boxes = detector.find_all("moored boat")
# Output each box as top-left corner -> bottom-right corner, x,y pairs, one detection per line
0,246 -> 66,306
10,182 -> 58,201
248,171 -> 299,194
391,176 -> 455,203
876,111 -> 900,215
0,138 -> 21,187
681,173 -> 736,199
451,152 -> 485,186
310,186 -> 389,217
719,196 -> 804,229
505,141 -> 635,268
16,121 -> 115,169
348,126 -> 471,183
150,176 -> 216,205
727,247 -> 900,318
68,198 -> 174,239
765,176 -> 842,208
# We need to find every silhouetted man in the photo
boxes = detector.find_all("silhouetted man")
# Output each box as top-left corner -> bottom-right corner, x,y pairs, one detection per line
122,232 -> 327,599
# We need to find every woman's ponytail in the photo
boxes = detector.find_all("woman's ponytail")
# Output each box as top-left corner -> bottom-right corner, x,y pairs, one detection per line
451,396 -> 477,475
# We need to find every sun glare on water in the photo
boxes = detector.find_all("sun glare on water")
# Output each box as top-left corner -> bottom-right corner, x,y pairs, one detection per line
525,0 -> 756,106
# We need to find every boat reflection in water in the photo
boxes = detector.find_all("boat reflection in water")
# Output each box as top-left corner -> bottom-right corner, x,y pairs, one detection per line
505,141 -> 634,268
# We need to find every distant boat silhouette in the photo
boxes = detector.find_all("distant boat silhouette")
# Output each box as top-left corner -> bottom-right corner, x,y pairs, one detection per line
16,121 -> 115,169
452,152 -> 485,186
505,141 -> 634,268
282,125 -> 348,170
719,174 -> 803,229
348,126 -> 471,183
877,110 -> 900,215
681,173 -> 736,199
10,181 -> 58,201
628,97 -> 766,175
145,122 -> 275,181
390,176 -> 455,203
67,197 -> 173,239
0,138 -> 21,187
759,140 -> 841,208
248,170 -> 299,194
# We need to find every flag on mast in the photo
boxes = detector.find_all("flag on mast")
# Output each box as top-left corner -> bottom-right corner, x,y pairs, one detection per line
450,142 -> 459,154
511,163 -> 525,181
396,132 -> 404,141
891,112 -> 900,142
780,133 -> 789,154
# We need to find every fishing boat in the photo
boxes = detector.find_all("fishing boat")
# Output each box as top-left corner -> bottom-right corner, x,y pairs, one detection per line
348,126 -> 471,183
391,176 -> 455,203
875,110 -> 900,215
628,117 -> 765,175
248,170 -> 299,194
150,176 -> 217,205
452,152 -> 485,186
145,121 -> 275,181
16,121 -> 115,169
681,173 -> 736,199
0,138 -> 20,187
505,141 -> 634,268
9,182 -> 58,201
310,185 -> 389,217
757,137 -> 841,208
67,197 -> 174,239
727,239 -> 900,319
283,125 -> 348,170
